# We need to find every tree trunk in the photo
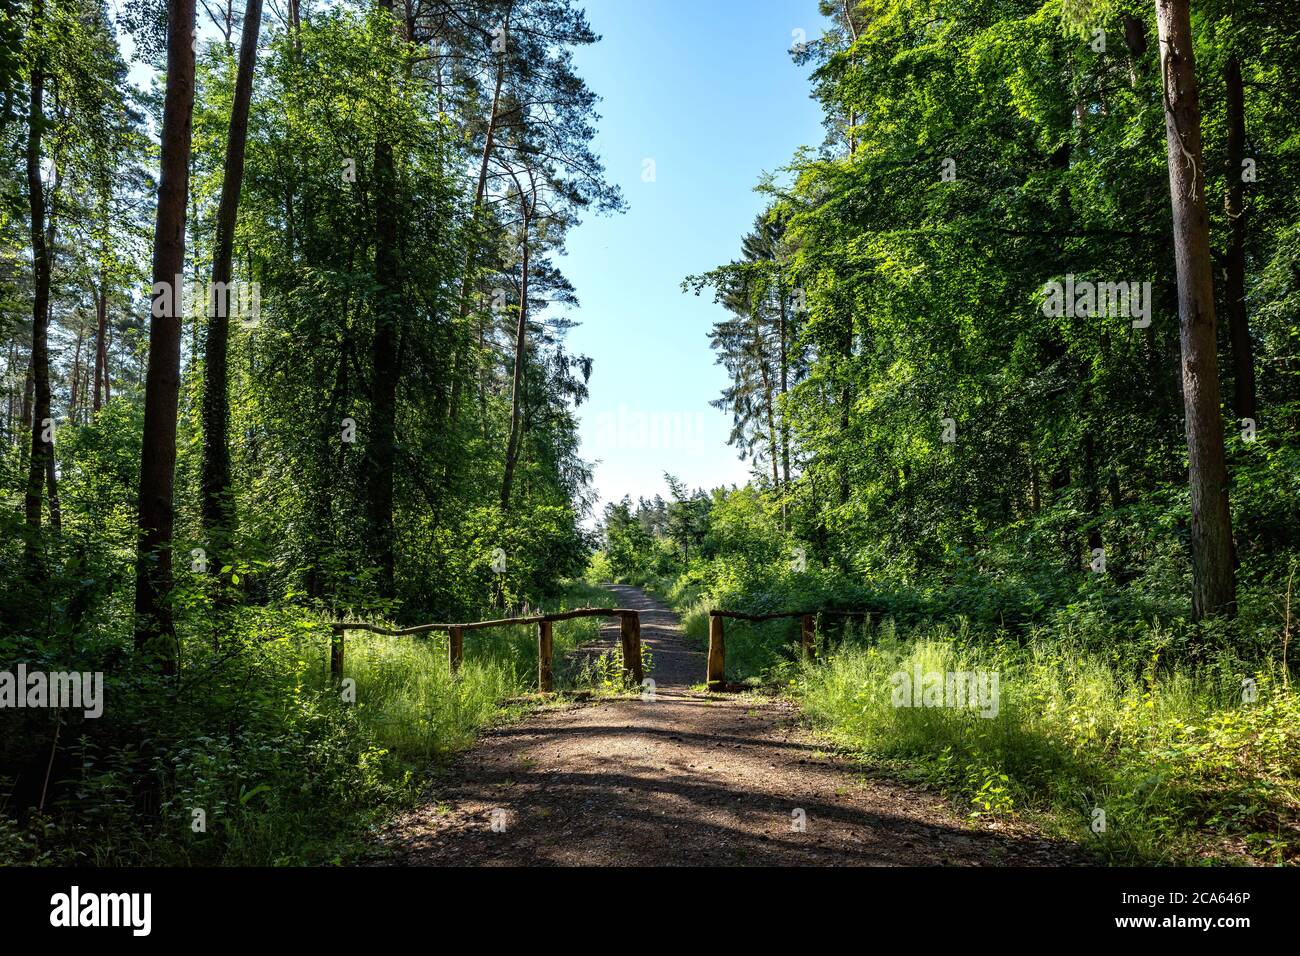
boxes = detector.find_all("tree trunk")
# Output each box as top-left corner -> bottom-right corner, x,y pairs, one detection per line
778,285 -> 791,490
366,0 -> 402,594
200,0 -> 262,570
1223,55 -> 1256,424
1051,461 -> 1074,570
1121,13 -> 1148,87
1083,425 -> 1103,556
20,352 -> 33,440
1155,0 -> 1236,620
450,22 -> 509,427
134,0 -> 197,661
500,206 -> 530,513
5,341 -> 14,444
755,328 -> 779,491
23,0 -> 51,568
103,317 -> 112,404
93,273 -> 106,412
45,441 -> 60,534
69,325 -> 83,421
1029,447 -> 1041,514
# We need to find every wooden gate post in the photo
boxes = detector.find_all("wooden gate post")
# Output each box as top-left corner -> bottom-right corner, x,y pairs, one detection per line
330,626 -> 345,682
538,620 -> 554,692
620,612 -> 644,686
801,614 -> 816,659
707,614 -> 725,691
448,625 -> 464,674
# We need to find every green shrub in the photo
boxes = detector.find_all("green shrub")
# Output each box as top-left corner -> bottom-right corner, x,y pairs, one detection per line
1,580 -> 614,866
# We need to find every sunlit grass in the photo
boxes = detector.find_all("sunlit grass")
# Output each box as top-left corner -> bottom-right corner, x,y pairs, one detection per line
794,624 -> 1300,864
310,581 -> 615,761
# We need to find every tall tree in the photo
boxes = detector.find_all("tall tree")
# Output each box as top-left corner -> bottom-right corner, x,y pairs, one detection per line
499,162 -> 534,513
92,257 -> 106,412
1156,0 -> 1236,618
685,213 -> 799,493
200,0 -> 263,575
134,0 -> 198,660
449,1 -> 511,427
22,0 -> 52,568
365,0 -> 405,595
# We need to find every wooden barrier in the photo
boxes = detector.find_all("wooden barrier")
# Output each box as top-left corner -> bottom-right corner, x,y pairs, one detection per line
705,608 -> 873,692
538,620 -> 554,691
448,625 -> 464,673
330,628 -> 344,682
620,612 -> 644,686
330,606 -> 643,693
707,614 -> 726,691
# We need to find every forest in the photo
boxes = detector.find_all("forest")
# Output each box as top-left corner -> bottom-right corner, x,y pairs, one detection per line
1,0 -> 1298,875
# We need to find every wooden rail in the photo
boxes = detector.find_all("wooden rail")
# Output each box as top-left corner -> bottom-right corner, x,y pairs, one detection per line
706,609 -> 873,691
330,607 -> 643,692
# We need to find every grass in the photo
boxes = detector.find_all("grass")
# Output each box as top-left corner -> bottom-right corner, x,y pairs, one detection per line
790,621 -> 1300,864
625,551 -> 1300,865
330,579 -> 616,761
1,579 -> 621,866
529,543 -> 1300,868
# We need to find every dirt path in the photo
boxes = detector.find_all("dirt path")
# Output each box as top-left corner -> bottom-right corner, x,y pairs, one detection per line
376,585 -> 1085,866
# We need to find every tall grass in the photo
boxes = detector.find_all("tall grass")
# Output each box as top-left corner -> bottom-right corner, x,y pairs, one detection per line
794,622 -> 1300,863
324,596 -> 612,761
601,547 -> 1300,863
2,581 -> 618,866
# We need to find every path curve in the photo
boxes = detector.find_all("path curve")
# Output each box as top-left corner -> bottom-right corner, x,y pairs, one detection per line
375,585 -> 1084,866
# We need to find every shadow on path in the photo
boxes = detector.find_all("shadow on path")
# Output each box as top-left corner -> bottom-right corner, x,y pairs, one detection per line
373,586 -> 1089,867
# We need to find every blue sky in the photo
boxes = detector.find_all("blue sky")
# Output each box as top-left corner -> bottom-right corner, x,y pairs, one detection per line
557,0 -> 827,520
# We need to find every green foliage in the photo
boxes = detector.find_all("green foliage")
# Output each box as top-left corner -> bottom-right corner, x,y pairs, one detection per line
1,0 -> 615,866
796,629 -> 1299,864
0,580 -> 613,865
575,637 -> 654,696
661,9 -> 1300,866
599,495 -> 656,582
4,0 -> 1300,871
618,466 -> 1299,861
688,0 -> 1300,610
398,505 -> 590,621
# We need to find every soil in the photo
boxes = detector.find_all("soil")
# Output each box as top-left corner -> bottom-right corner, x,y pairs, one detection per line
373,585 -> 1088,866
